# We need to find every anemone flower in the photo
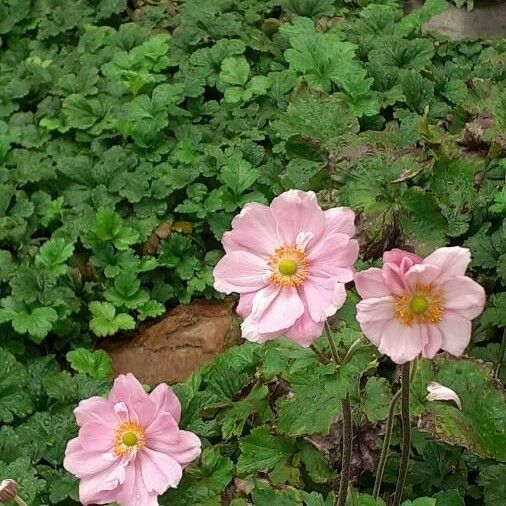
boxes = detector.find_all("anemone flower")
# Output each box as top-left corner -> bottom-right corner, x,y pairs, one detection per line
64,373 -> 201,506
355,247 -> 485,364
213,190 -> 358,346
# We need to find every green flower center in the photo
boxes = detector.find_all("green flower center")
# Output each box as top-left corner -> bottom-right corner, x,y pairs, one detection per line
409,295 -> 429,315
278,259 -> 298,276
122,432 -> 138,447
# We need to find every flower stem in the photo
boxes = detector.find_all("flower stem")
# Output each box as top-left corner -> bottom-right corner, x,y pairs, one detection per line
342,336 -> 364,365
310,343 -> 330,364
325,320 -> 341,365
15,496 -> 29,506
392,362 -> 411,506
495,328 -> 506,380
337,395 -> 352,506
372,389 -> 401,499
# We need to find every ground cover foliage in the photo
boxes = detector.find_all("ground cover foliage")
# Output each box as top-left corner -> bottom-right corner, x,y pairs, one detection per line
0,0 -> 504,504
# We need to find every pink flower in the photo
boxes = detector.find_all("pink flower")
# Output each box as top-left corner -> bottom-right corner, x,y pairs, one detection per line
64,374 -> 201,506
213,190 -> 358,346
355,247 -> 485,364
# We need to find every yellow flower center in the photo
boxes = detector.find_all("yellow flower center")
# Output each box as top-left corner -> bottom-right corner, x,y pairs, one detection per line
278,259 -> 298,276
269,246 -> 308,287
122,431 -> 138,446
394,284 -> 444,327
114,421 -> 146,456
409,295 -> 429,315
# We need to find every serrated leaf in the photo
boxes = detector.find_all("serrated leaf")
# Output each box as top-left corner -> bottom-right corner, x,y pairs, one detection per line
411,357 -> 506,461
0,348 -> 33,423
66,348 -> 113,379
237,426 -> 296,475
89,301 -> 136,337
35,237 -> 74,276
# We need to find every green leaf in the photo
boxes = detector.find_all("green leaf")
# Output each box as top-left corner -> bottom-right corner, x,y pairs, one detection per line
93,208 -> 139,250
273,94 -> 359,146
35,237 -> 74,276
219,385 -> 272,439
411,358 -> 506,461
296,441 -> 333,484
66,348 -> 113,379
0,302 -> 58,343
89,301 -> 136,337
0,457 -> 45,505
0,348 -> 33,423
478,464 -> 506,506
220,56 -> 250,87
159,235 -> 201,280
434,489 -> 465,506
163,448 -> 233,505
394,0 -> 448,38
105,272 -> 150,309
237,426 -> 296,475
363,377 -> 393,422
220,158 -> 260,196
401,500 -> 436,506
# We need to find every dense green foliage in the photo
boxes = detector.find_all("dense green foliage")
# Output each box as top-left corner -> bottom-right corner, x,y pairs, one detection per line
0,0 -> 504,505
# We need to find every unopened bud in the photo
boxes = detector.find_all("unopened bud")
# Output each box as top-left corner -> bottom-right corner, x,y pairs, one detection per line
0,479 -> 17,502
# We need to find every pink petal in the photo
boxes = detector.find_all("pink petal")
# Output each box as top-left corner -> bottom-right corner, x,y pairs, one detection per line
437,311 -> 472,356
423,247 -> 471,282
79,477 -> 119,506
324,207 -> 356,237
307,233 -> 358,281
382,262 -> 410,295
74,396 -> 117,427
441,276 -> 486,320
225,203 -> 279,256
356,297 -> 396,346
383,249 -> 422,266
257,286 -> 305,334
378,320 -> 423,364
236,292 -> 255,317
78,422 -> 114,452
64,442 -> 119,478
108,374 -> 156,427
139,447 -> 183,493
405,264 -> 440,290
354,268 -> 391,299
147,428 -> 201,467
419,324 -> 443,359
302,277 -> 347,322
213,251 -> 267,294
284,312 -> 324,347
270,190 -> 326,246
149,384 -> 181,424
240,285 -> 287,342
114,460 -> 159,506
241,315 -> 285,343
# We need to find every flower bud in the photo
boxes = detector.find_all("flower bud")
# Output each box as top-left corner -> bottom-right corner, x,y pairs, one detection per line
0,479 -> 17,503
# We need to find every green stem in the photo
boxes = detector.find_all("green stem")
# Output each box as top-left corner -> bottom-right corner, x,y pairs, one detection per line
495,328 -> 506,380
342,337 -> 364,365
336,395 -> 352,506
325,320 -> 341,365
392,362 -> 411,506
372,389 -> 401,499
310,343 -> 330,364
15,496 -> 29,506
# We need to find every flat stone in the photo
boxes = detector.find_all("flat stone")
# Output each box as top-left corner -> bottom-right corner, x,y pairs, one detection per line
405,0 -> 506,40
101,297 -> 241,384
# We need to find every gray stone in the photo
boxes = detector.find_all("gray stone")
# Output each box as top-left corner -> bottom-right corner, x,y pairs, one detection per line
405,0 -> 506,40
